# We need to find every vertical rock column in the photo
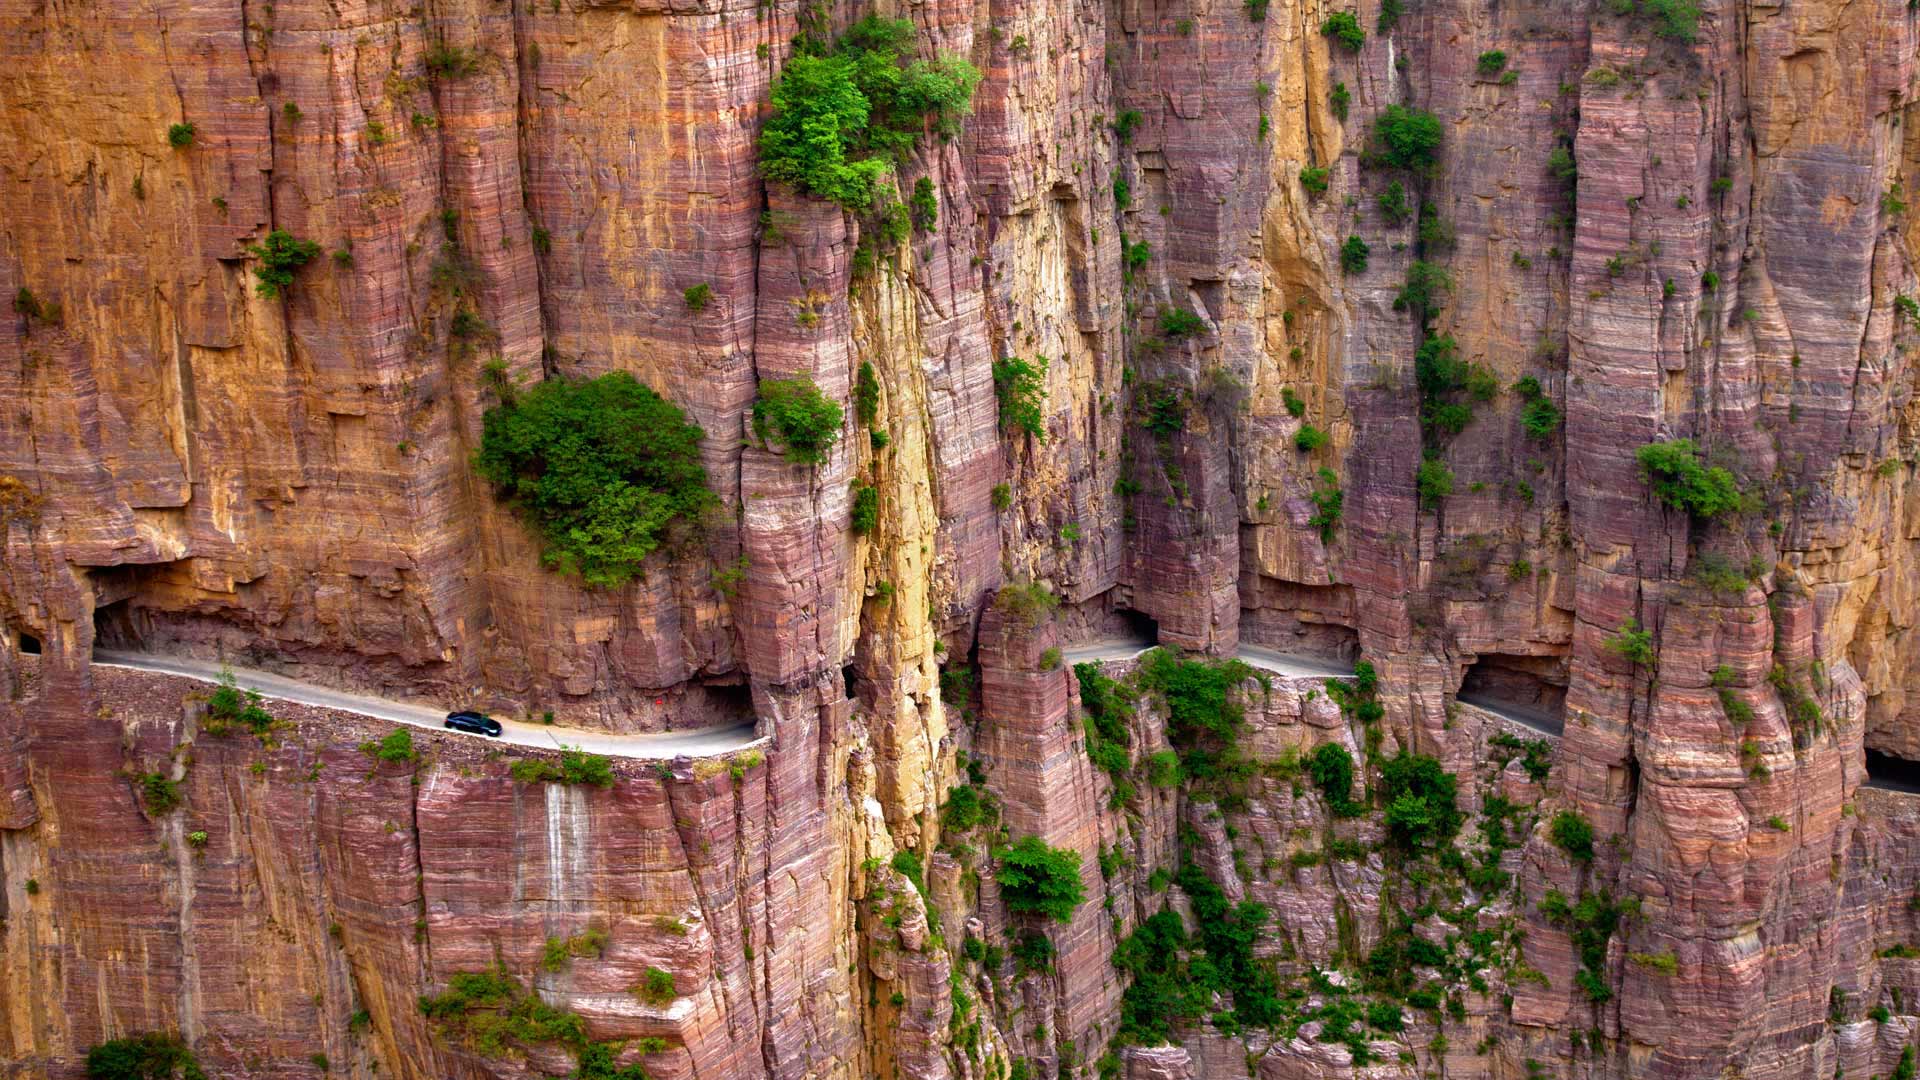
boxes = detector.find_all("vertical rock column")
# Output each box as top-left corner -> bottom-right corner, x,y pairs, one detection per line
974,601 -> 1123,1063
741,186 -> 864,1080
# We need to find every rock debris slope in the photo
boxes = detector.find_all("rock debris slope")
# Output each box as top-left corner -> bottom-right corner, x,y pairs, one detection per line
3,0 -> 1920,1078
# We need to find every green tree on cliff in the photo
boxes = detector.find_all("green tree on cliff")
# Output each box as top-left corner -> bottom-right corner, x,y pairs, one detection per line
475,371 -> 714,588
759,17 -> 981,210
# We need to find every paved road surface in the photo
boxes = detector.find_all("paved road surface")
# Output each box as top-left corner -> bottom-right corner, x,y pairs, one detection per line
1061,639 -> 1569,734
1059,638 -> 1351,680
93,650 -> 761,760
1457,695 -> 1566,738
1051,640 -> 1920,796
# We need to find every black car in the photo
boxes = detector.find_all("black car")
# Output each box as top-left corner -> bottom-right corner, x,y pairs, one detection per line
444,710 -> 502,737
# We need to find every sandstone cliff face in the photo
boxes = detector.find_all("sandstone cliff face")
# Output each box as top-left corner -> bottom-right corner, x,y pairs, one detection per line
6,0 -> 1920,1078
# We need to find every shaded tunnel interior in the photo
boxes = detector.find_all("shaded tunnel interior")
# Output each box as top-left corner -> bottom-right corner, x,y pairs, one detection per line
1460,652 -> 1568,726
1867,750 -> 1920,794
1116,608 -> 1159,646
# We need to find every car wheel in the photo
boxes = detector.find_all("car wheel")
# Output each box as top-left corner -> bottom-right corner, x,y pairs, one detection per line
444,720 -> 454,728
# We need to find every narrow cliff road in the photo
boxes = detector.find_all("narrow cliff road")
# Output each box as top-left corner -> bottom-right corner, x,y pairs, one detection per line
1060,640 -> 1572,740
1058,639 -> 1351,679
1457,695 -> 1566,738
92,650 -> 762,760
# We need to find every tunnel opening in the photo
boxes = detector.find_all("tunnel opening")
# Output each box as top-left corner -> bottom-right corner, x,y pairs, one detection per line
1460,652 -> 1568,732
15,632 -> 39,656
1237,579 -> 1360,666
1867,750 -> 1920,794
1115,608 -> 1159,647
91,597 -> 140,652
690,680 -> 757,732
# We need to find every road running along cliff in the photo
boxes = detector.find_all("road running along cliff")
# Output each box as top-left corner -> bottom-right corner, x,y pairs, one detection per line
92,650 -> 763,760
1059,638 -> 1569,738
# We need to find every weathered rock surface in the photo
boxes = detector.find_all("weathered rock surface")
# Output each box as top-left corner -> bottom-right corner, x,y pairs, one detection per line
6,0 -> 1920,1079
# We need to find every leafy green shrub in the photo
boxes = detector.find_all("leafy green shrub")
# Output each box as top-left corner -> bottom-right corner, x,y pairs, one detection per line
996,835 -> 1085,922
1299,167 -> 1330,195
1013,928 -> 1056,973
850,483 -> 880,535
1377,179 -> 1412,224
1414,334 -> 1496,443
854,361 -> 881,426
1040,646 -> 1062,670
997,581 -> 1059,627
1113,177 -> 1132,208
1137,379 -> 1189,436
1309,742 -> 1359,813
1547,145 -> 1578,190
476,372 -> 714,586
1308,467 -> 1344,541
1476,50 -> 1508,77
362,729 -> 419,764
759,18 -> 980,210
166,123 -> 196,148
1294,424 -> 1328,452
910,177 -> 939,230
1321,11 -> 1366,50
753,377 -> 844,465
1138,650 -> 1258,781
635,966 -> 677,1004
1629,950 -> 1678,975
1614,0 -> 1701,42
1146,750 -> 1182,788
202,671 -> 276,737
1077,662 -> 1136,795
1282,387 -> 1307,417
246,230 -> 322,299
1367,105 -> 1444,173
1380,752 -> 1462,850
1340,235 -> 1370,274
1157,307 -> 1207,339
1521,396 -> 1562,439
1603,618 -> 1656,668
1329,81 -> 1351,121
1416,457 -> 1453,507
509,749 -> 614,787
1113,110 -> 1143,144
1396,261 -> 1452,320
139,773 -> 182,815
993,356 -> 1049,440
891,849 -> 925,892
942,783 -> 996,832
1550,810 -> 1594,861
1489,731 -> 1553,782
1540,889 -> 1621,1002
542,927 -> 609,971
991,482 -> 1013,510
86,1033 -> 206,1080
683,283 -> 713,312
425,44 -> 481,78
1634,439 -> 1743,519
